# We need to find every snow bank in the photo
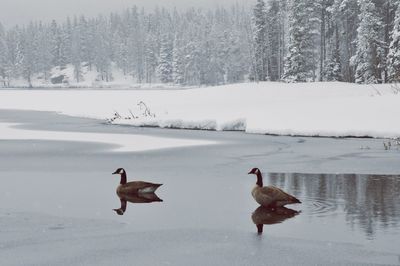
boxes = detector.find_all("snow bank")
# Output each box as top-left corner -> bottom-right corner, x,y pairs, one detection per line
1,82 -> 400,138
0,123 -> 216,152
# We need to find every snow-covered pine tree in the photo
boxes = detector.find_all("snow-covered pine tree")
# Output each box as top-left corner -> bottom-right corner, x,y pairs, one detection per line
49,20 -> 68,69
70,17 -> 82,83
35,22 -> 52,81
203,21 -> 227,85
283,0 -> 319,82
50,20 -> 60,67
16,27 -> 35,88
252,0 -> 268,81
0,22 -> 10,86
323,2 -> 342,81
351,0 -> 382,84
388,1 -> 400,82
266,0 -> 282,81
64,17 -> 73,65
27,22 -> 41,78
327,0 -> 358,82
127,6 -> 145,83
377,0 -> 397,83
93,17 -> 112,82
14,35 -> 25,79
157,34 -> 173,83
78,16 -> 89,68
172,36 -> 184,85
323,23 -> 342,81
5,28 -> 18,84
225,30 -> 246,83
112,25 -> 129,77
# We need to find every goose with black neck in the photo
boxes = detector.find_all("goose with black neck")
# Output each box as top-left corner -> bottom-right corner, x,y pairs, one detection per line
248,167 -> 301,208
112,168 -> 163,196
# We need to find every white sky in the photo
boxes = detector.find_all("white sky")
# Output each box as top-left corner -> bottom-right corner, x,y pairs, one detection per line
0,0 -> 251,28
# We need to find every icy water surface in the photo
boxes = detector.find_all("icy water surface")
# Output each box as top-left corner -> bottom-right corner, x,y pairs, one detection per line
264,173 -> 400,243
1,110 -> 400,265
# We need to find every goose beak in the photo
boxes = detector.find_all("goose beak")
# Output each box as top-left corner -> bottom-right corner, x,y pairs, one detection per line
112,171 -> 119,175
248,171 -> 252,174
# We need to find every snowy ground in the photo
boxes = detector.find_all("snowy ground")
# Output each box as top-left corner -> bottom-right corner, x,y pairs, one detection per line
1,82 -> 400,138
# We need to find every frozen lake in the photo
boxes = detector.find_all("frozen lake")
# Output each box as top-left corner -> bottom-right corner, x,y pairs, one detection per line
0,110 -> 400,265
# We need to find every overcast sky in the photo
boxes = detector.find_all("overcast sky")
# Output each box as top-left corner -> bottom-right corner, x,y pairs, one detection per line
0,0 -> 250,28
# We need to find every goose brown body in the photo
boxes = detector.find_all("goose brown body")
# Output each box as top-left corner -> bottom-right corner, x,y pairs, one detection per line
112,168 -> 162,195
248,168 -> 301,208
117,181 -> 163,196
251,185 -> 301,207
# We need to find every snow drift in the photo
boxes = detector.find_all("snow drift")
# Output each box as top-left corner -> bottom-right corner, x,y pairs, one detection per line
1,82 -> 400,138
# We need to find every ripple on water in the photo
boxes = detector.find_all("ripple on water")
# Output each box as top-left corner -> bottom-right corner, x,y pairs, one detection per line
302,197 -> 340,217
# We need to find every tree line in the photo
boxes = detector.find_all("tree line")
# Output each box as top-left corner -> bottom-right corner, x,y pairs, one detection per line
0,0 -> 399,88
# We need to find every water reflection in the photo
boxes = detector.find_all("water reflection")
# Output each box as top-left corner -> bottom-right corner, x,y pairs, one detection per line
113,193 -> 163,215
266,173 -> 400,238
252,206 -> 300,234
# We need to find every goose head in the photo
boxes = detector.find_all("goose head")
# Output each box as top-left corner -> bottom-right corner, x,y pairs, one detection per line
248,168 -> 261,175
112,168 -> 125,175
248,167 -> 263,187
112,168 -> 127,185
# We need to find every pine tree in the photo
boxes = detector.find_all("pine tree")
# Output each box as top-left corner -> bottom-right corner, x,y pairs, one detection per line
93,17 -> 112,82
225,31 -> 246,83
252,0 -> 268,81
266,0 -> 282,81
157,34 -> 173,83
172,36 -> 184,84
0,22 -> 10,86
324,49 -> 342,81
283,0 -> 319,82
15,29 -> 34,87
36,22 -> 52,81
351,0 -> 382,84
388,1 -> 400,82
71,16 -> 82,82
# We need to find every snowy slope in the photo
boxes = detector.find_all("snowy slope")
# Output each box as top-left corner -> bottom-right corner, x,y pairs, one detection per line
1,82 -> 400,138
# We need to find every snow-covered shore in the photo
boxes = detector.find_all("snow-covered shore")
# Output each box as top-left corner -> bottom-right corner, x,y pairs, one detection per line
1,82 -> 400,138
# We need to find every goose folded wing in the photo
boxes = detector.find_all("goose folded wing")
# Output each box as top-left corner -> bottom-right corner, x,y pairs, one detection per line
259,186 -> 296,202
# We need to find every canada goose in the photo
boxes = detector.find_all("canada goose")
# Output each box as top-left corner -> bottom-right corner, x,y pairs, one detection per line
248,168 -> 301,208
113,194 -> 163,215
252,206 -> 300,234
112,168 -> 163,215
112,168 -> 163,196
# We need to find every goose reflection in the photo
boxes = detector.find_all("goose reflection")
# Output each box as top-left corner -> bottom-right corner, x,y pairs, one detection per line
252,206 -> 300,234
113,192 -> 163,215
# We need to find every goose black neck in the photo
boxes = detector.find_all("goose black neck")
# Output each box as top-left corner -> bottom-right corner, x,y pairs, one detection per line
256,172 -> 263,187
120,173 -> 127,185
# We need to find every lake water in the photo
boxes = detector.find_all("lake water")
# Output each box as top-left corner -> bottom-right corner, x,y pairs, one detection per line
1,110 -> 399,265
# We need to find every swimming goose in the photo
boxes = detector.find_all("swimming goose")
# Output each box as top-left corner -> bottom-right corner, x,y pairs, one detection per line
112,168 -> 163,196
248,168 -> 301,208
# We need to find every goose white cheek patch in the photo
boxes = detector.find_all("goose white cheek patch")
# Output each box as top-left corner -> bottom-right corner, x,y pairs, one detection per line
0,123 -> 216,152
